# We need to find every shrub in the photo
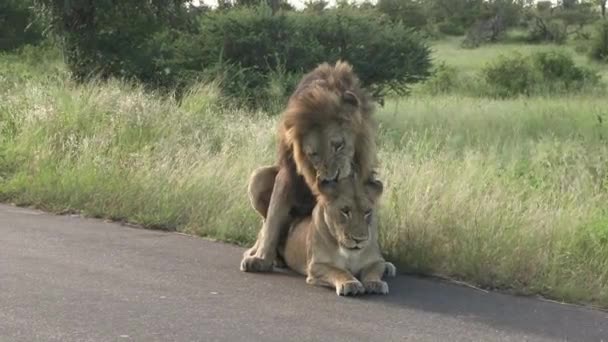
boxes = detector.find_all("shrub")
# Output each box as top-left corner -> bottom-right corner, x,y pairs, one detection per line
34,3 -> 431,107
589,20 -> 608,63
33,0 -> 198,88
482,51 -> 600,97
418,62 -> 460,95
483,53 -> 540,97
193,5 -> 432,107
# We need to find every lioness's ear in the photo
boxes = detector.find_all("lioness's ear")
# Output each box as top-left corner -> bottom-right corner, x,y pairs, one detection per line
343,90 -> 359,107
365,178 -> 384,201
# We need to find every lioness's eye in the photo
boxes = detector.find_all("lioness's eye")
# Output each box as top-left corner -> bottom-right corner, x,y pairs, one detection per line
333,140 -> 345,151
364,210 -> 373,223
340,207 -> 351,219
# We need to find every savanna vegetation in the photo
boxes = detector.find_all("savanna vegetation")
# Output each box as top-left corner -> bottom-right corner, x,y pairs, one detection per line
1,0 -> 607,308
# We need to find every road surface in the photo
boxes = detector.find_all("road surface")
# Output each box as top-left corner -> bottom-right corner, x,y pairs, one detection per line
1,204 -> 607,342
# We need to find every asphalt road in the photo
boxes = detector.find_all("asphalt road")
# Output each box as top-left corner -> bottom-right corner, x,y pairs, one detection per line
1,204 -> 607,342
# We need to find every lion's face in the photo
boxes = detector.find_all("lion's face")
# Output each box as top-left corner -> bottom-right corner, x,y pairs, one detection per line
319,176 -> 383,250
299,120 -> 356,186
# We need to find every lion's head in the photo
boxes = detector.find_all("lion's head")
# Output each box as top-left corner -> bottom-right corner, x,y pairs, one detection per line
316,175 -> 384,250
278,60 -> 378,195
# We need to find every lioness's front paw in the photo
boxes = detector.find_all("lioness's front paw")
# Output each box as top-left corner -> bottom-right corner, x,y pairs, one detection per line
363,280 -> 389,295
336,280 -> 365,296
240,256 -> 274,273
384,262 -> 397,278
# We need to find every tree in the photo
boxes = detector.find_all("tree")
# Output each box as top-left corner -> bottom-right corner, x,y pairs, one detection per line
33,0 -> 195,83
524,0 -> 599,42
595,0 -> 607,18
376,0 -> 429,29
462,0 -> 524,47
0,0 -> 44,50
303,0 -> 329,13
423,0 -> 484,30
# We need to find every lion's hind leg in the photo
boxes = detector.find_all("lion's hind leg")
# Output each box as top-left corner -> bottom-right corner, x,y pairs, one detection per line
247,165 -> 279,219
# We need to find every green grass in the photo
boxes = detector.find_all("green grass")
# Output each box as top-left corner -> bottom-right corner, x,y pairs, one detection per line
1,43 -> 607,308
422,37 -> 608,96
432,36 -> 607,76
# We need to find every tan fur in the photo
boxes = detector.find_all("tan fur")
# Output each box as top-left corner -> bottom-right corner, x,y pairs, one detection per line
278,175 -> 396,296
241,61 -> 379,273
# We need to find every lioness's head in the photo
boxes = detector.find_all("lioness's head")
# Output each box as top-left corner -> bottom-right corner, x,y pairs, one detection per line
317,175 -> 384,250
280,61 -> 377,193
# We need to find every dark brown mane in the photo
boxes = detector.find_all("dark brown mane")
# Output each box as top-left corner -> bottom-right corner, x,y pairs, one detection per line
277,60 -> 377,187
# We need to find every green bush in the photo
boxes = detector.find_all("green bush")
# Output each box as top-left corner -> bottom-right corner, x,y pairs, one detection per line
482,51 -> 600,97
34,0 -> 198,89
192,5 -> 432,107
589,20 -> 608,63
35,2 -> 431,107
418,62 -> 460,95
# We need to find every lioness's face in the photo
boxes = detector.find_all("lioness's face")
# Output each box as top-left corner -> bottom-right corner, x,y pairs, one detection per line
301,121 -> 355,185
320,176 -> 383,250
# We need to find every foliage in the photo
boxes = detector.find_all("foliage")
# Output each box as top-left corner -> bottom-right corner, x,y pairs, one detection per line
589,20 -> 608,63
28,2 -> 430,106
376,0 -> 429,29
192,5 -> 432,106
524,0 -> 599,44
462,0 -> 524,48
417,62 -> 460,95
482,50 -> 600,97
32,0 -> 198,88
0,0 -> 45,51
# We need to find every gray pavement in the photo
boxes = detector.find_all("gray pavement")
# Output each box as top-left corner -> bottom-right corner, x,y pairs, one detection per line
1,204 -> 607,342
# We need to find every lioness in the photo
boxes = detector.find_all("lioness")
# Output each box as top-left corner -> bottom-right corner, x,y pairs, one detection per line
241,61 -> 378,273
278,175 -> 396,296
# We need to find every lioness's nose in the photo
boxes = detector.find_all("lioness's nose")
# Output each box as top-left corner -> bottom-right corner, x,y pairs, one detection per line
352,237 -> 366,243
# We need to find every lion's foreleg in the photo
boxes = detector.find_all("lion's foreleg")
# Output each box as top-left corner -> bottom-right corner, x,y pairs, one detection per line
240,168 -> 293,273
307,263 -> 365,296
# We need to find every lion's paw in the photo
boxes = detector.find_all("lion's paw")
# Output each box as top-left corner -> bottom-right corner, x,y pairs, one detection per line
336,280 -> 365,296
240,256 -> 274,273
363,280 -> 389,295
384,262 -> 397,278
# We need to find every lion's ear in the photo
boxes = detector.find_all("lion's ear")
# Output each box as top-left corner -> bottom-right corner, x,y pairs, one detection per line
343,90 -> 359,107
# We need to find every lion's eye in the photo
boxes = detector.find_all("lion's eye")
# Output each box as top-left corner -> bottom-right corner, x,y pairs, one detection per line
333,140 -> 345,152
340,207 -> 351,219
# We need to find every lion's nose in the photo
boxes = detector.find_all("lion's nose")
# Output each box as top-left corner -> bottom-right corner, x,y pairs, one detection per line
352,237 -> 366,244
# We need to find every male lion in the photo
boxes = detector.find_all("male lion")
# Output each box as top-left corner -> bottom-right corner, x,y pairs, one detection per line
241,61 -> 378,273
279,174 -> 396,296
